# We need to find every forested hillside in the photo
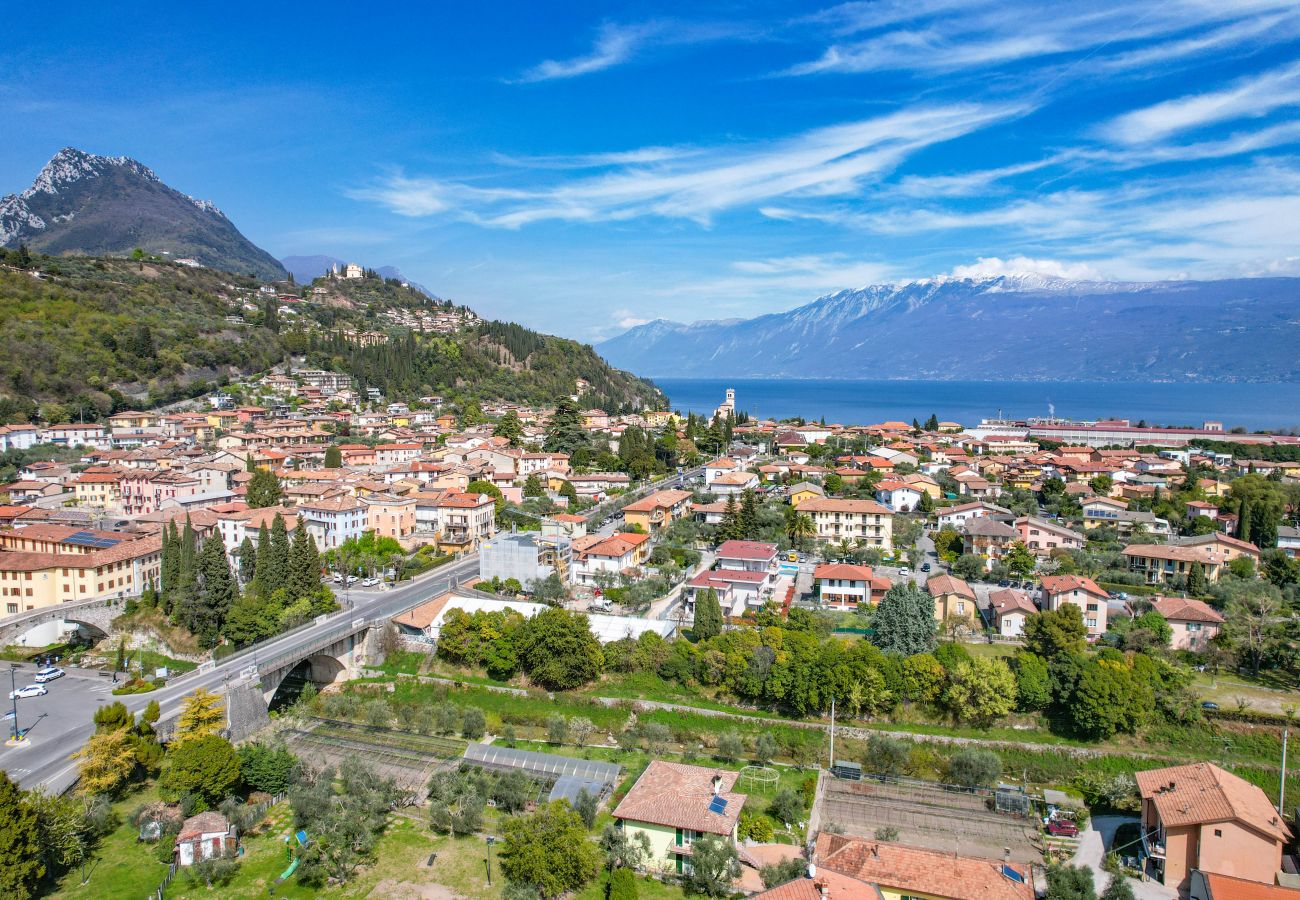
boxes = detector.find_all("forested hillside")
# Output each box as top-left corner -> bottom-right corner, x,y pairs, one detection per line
0,250 -> 663,422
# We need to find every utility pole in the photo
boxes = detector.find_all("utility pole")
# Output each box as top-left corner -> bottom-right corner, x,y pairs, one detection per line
828,695 -> 836,770
7,664 -> 19,743
1281,726 -> 1290,815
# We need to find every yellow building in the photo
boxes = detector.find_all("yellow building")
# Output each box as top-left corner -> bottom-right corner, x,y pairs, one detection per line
0,534 -> 162,615
621,489 -> 693,535
788,482 -> 825,506
612,762 -> 744,876
926,573 -> 978,621
73,473 -> 122,509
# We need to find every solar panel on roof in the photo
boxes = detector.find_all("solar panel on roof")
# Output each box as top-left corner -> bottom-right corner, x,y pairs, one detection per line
708,796 -> 727,814
1001,865 -> 1025,883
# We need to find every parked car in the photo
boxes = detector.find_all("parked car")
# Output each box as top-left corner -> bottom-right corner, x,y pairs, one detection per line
1201,701 -> 1220,710
898,566 -> 911,577
9,684 -> 47,700
1047,819 -> 1079,837
34,667 -> 64,683
920,563 -> 931,572
997,580 -> 1011,588
362,578 -> 379,587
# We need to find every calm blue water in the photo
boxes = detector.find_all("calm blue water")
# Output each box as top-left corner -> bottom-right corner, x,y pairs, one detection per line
654,378 -> 1300,432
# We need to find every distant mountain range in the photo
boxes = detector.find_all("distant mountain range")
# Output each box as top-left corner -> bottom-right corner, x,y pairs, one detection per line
0,148 -> 287,281
598,274 -> 1300,382
279,254 -> 440,299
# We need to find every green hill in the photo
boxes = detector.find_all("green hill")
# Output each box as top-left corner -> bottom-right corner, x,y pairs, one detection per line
0,251 -> 664,423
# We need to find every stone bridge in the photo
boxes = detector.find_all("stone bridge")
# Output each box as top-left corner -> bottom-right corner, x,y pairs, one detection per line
0,596 -> 128,646
253,616 -> 377,702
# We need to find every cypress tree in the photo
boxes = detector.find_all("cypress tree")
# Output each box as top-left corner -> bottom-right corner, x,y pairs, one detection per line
237,536 -> 257,583
719,496 -> 739,542
180,535 -> 235,645
1187,561 -> 1207,595
693,588 -> 723,640
266,514 -> 291,596
288,521 -> 321,600
252,522 -> 273,596
323,445 -> 342,468
160,521 -> 180,593
1237,497 -> 1252,543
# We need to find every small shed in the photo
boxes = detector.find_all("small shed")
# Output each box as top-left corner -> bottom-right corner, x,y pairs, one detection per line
831,760 -> 862,781
174,811 -> 238,866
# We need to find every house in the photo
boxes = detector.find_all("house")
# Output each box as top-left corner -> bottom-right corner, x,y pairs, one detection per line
779,833 -> 1035,900
72,472 -> 122,509
1152,596 -> 1225,651
611,761 -> 745,876
363,494 -> 417,543
990,588 -> 1037,637
297,495 -> 366,551
571,532 -> 651,583
796,498 -> 893,551
1173,532 -> 1261,566
1124,544 -> 1228,586
1190,872 -> 1300,900
813,563 -> 890,609
174,811 -> 237,866
715,540 -> 777,573
963,517 -> 1018,569
1039,575 -> 1109,637
1137,762 -> 1290,891
1281,526 -> 1300,560
709,469 -> 760,496
936,501 -> 1010,529
622,489 -> 693,535
703,457 -> 739,485
926,573 -> 977,622
1081,495 -> 1128,520
874,480 -> 924,512
1015,516 -> 1084,556
787,482 -> 824,506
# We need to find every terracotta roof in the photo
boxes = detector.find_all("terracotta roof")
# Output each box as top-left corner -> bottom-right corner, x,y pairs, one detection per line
622,489 -> 692,512
716,540 -> 778,561
815,833 -> 1034,900
1153,596 -> 1225,624
797,497 -> 891,515
753,870 -> 868,900
1135,762 -> 1290,841
1200,872 -> 1300,900
176,811 -> 231,842
612,761 -> 744,835
926,573 -> 976,600
814,563 -> 875,582
392,593 -> 454,630
990,588 -> 1038,617
1040,575 -> 1108,599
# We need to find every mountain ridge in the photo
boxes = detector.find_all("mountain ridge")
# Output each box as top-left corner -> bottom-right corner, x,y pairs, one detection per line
0,147 -> 287,281
597,274 -> 1300,382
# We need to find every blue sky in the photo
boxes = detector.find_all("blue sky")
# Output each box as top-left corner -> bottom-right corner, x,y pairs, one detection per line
4,1 -> 1300,340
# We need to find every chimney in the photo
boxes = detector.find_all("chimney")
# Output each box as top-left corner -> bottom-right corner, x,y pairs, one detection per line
870,844 -> 879,858
712,774 -> 722,796
815,880 -> 829,899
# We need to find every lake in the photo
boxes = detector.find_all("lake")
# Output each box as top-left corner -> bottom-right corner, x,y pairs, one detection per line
653,378 -> 1300,432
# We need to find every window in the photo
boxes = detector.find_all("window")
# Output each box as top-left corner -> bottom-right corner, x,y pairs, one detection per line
5,603 -> 15,613
1086,618 -> 1097,628
1214,829 -> 1222,837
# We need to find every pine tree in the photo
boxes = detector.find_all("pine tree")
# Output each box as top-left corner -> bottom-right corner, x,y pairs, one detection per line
237,536 -> 257,583
288,521 -> 321,600
246,467 -> 282,508
180,535 -> 235,645
693,588 -> 723,640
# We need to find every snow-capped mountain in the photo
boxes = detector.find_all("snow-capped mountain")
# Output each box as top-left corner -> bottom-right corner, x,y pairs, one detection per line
0,147 -> 285,280
596,274 -> 1300,382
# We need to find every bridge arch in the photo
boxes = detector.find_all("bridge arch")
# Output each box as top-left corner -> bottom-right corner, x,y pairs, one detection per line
264,652 -> 349,709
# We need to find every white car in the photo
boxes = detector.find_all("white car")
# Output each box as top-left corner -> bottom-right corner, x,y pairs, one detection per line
34,667 -> 64,683
9,684 -> 47,700
362,577 -> 379,587
898,566 -> 911,577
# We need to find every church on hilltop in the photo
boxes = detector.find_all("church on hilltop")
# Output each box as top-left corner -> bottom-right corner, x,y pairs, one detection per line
713,388 -> 735,420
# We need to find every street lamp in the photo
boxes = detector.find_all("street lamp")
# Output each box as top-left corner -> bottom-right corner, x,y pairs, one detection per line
485,835 -> 496,886
8,663 -> 19,743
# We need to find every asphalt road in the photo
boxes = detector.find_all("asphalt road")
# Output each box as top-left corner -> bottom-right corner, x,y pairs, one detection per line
0,552 -> 482,795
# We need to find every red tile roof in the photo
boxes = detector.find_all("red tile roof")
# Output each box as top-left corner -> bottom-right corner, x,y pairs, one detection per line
1153,595 -> 1225,624
716,540 -> 778,561
815,834 -> 1034,900
1136,762 -> 1289,841
612,761 -> 744,835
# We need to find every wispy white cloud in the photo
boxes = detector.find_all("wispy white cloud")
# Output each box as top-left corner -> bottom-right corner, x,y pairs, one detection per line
515,22 -> 660,83
783,2 -> 1300,79
1103,61 -> 1300,144
349,102 -> 1027,227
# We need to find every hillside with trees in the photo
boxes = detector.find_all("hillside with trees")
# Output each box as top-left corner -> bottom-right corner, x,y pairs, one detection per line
0,249 -> 663,422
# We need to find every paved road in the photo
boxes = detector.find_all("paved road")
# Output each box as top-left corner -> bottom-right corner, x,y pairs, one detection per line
0,553 -> 482,795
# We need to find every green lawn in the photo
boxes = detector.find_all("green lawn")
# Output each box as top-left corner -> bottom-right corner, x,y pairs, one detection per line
1193,671 -> 1300,714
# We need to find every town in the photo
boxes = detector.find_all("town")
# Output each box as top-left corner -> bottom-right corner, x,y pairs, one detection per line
2,374 -> 1298,900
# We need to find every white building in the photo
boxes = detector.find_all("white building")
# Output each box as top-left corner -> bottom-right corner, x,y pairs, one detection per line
297,496 -> 366,551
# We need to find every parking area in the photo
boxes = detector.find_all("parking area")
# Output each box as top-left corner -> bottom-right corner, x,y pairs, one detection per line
817,776 -> 1042,864
1,664 -> 121,786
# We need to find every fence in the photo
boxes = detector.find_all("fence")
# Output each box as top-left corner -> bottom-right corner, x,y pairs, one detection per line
146,791 -> 289,899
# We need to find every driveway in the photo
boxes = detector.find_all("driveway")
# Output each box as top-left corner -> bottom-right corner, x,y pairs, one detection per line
1074,817 -> 1175,900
